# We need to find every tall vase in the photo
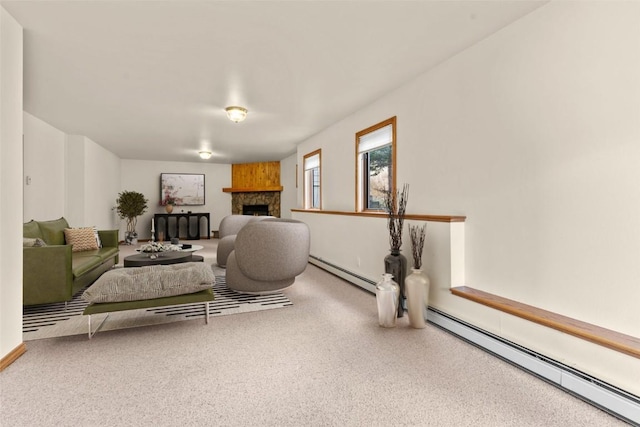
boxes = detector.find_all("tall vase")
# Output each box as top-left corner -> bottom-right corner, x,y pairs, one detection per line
405,268 -> 430,329
384,249 -> 407,318
165,204 -> 174,214
375,273 -> 399,327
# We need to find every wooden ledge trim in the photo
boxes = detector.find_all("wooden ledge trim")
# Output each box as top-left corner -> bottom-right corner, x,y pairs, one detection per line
290,209 -> 466,223
451,286 -> 640,359
222,186 -> 283,193
0,342 -> 26,372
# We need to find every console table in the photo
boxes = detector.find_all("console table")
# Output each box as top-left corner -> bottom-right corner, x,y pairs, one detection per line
153,213 -> 210,241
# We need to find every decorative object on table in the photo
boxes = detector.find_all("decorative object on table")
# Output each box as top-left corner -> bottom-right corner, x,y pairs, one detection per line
405,223 -> 429,329
375,273 -> 400,327
163,196 -> 176,213
116,190 -> 148,245
138,242 -> 182,259
382,183 -> 409,318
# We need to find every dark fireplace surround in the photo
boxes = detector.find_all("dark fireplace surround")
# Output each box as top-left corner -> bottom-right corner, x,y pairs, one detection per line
231,192 -> 281,217
243,204 -> 269,216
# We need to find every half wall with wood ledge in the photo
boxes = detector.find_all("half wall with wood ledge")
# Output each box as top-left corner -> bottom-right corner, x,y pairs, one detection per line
291,208 -> 640,395
291,209 -> 466,294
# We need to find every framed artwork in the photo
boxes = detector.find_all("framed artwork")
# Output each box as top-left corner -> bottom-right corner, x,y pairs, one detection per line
160,173 -> 205,206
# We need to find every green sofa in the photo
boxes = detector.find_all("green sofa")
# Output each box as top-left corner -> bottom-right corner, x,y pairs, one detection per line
23,217 -> 120,306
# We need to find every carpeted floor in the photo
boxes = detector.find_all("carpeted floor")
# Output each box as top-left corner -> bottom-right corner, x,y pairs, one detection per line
2,240 -> 627,426
23,274 -> 292,340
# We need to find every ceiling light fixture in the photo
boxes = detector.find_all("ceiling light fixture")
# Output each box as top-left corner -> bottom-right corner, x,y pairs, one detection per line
198,151 -> 212,160
225,106 -> 248,123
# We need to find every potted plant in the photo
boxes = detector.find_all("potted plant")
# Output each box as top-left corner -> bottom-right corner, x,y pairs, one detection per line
162,195 -> 177,213
116,190 -> 148,244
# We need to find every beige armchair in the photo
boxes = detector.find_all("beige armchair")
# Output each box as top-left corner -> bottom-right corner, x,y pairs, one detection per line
216,214 -> 273,267
226,218 -> 310,294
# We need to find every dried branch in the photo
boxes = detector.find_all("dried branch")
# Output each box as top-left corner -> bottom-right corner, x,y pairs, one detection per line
383,183 -> 409,251
409,223 -> 427,269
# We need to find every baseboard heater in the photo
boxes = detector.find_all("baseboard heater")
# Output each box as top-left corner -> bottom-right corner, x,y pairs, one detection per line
308,255 -> 640,425
309,255 -> 377,293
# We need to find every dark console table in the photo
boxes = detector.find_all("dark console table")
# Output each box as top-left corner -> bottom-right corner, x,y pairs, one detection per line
153,213 -> 210,241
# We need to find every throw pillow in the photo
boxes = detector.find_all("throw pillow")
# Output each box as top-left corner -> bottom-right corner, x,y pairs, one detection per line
93,226 -> 102,248
23,237 -> 47,247
38,217 -> 69,245
23,220 -> 42,239
64,227 -> 99,252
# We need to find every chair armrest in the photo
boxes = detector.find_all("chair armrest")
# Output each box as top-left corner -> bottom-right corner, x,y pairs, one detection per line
98,230 -> 119,248
23,245 -> 73,305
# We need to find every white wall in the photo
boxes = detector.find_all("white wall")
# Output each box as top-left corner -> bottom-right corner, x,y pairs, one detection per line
63,135 -> 121,229
23,127 -> 120,229
84,138 -> 121,229
64,135 -> 85,227
0,6 -> 23,362
23,113 -> 65,221
280,153 -> 297,218
294,1 -> 640,394
120,160 -> 231,241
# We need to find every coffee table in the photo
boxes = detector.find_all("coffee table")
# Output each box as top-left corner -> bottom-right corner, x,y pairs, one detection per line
179,244 -> 203,252
123,251 -> 204,267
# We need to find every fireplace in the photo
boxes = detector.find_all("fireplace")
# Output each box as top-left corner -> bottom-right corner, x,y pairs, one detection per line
243,204 -> 269,216
231,192 -> 281,217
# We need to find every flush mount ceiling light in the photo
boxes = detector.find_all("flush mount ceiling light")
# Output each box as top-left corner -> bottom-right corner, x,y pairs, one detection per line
225,106 -> 248,123
198,151 -> 212,160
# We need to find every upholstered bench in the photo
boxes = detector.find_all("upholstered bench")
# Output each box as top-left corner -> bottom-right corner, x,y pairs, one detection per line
82,262 -> 215,338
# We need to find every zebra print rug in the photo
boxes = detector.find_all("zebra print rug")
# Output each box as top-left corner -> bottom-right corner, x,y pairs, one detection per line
23,275 -> 292,340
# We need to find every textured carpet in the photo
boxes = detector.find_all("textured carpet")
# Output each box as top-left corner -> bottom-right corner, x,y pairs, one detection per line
5,264 -> 626,426
22,275 -> 292,340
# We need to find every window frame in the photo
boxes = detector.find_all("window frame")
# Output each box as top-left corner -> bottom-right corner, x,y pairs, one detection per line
355,116 -> 397,212
303,149 -> 322,210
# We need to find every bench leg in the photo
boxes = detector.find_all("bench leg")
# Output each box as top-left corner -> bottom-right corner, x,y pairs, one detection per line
205,302 -> 210,324
88,313 -> 110,339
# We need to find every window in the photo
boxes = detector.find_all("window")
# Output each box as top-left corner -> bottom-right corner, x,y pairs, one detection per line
303,149 -> 321,209
356,117 -> 396,211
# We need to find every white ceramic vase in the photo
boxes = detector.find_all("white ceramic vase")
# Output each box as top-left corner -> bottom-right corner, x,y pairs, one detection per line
405,268 -> 430,329
375,273 -> 399,328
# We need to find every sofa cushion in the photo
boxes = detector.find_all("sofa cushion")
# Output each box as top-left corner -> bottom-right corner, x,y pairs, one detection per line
38,217 -> 69,245
71,253 -> 103,278
24,220 -> 43,239
23,237 -> 47,247
64,227 -> 99,252
82,262 -> 215,303
75,247 -> 119,263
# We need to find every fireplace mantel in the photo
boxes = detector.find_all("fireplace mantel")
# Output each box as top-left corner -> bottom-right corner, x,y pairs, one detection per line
222,186 -> 283,193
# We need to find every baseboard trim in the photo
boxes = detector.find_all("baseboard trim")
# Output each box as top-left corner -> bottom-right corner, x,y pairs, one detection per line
308,256 -> 640,425
0,342 -> 26,372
